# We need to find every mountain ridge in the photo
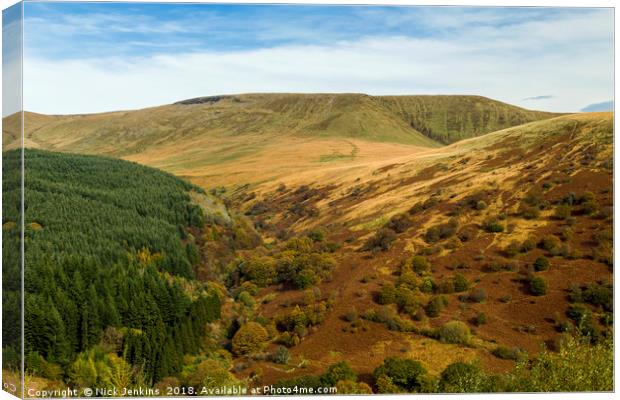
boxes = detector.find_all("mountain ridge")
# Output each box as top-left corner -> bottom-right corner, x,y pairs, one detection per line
3,93 -> 563,153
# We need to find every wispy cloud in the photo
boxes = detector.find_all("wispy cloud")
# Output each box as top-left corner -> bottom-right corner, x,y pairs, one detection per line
19,4 -> 614,115
523,95 -> 554,101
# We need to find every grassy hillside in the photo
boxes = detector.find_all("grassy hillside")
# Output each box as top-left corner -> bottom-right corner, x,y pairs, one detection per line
377,95 -> 563,144
2,110 -> 612,393
6,93 -> 561,190
14,94 -> 559,153
3,149 -> 221,385
219,112 -> 612,390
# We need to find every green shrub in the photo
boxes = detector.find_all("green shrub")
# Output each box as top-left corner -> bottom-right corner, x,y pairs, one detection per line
275,375 -> 323,391
232,322 -> 269,355
492,346 -> 527,361
482,217 -> 504,233
468,288 -> 487,303
475,200 -> 488,210
567,304 -> 590,323
504,241 -> 521,258
581,282 -> 613,312
436,321 -> 471,344
364,228 -> 397,252
378,284 -> 398,305
582,200 -> 599,216
425,296 -> 448,318
520,237 -> 537,253
533,257 -> 549,272
272,346 -> 290,365
554,204 -> 572,220
237,291 -> 255,308
320,361 -> 357,386
437,279 -> 456,294
307,227 -> 328,242
344,307 -> 359,323
438,362 -> 485,393
275,250 -> 336,289
474,313 -> 487,326
404,255 -> 430,275
419,277 -> 435,293
539,235 -> 561,253
373,357 -> 428,393
529,276 -> 548,296
520,205 -> 540,220
398,271 -> 420,289
453,274 -> 470,292
387,213 -> 413,233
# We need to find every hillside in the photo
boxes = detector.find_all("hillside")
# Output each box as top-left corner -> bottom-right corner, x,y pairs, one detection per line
220,112 -> 613,389
2,106 -> 611,393
377,95 -> 563,144
6,93 -> 560,190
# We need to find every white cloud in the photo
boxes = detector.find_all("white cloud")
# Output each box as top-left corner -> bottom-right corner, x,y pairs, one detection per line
23,9 -> 613,114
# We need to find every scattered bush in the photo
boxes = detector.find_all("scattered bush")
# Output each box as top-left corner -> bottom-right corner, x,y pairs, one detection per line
425,218 -> 459,243
272,346 -> 290,365
453,274 -> 470,292
386,213 -> 413,233
403,255 -> 430,275
554,204 -> 572,220
436,321 -> 471,344
504,241 -> 521,258
571,282 -> 613,312
373,357 -> 429,393
378,284 -> 398,305
468,288 -> 487,303
529,276 -> 548,296
438,362 -> 485,393
482,217 -> 504,233
474,313 -> 487,326
519,206 -> 540,220
344,307 -> 359,323
363,228 -> 397,252
307,227 -> 328,242
560,227 -> 573,242
539,235 -> 561,253
533,257 -> 550,272
425,296 -> 448,318
320,361 -> 357,386
582,200 -> 599,216
409,197 -> 439,215
232,322 -> 269,355
520,237 -> 537,253
275,246 -> 336,289
457,225 -> 479,242
492,346 -> 527,361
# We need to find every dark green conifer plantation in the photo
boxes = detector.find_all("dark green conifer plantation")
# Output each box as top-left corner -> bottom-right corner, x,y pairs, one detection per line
4,149 -> 221,384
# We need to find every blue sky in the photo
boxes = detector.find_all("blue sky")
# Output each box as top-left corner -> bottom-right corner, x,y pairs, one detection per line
2,2 -> 22,116
10,2 -> 615,114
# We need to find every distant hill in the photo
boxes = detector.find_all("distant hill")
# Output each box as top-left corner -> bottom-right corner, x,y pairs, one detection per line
6,93 -> 561,153
2,93 -> 563,189
581,100 -> 614,112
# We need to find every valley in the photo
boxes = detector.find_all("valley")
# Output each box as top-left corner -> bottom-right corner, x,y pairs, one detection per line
2,94 -> 613,394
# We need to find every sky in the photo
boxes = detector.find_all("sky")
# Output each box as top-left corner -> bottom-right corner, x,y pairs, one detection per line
4,2 -> 614,115
2,3 -> 22,117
